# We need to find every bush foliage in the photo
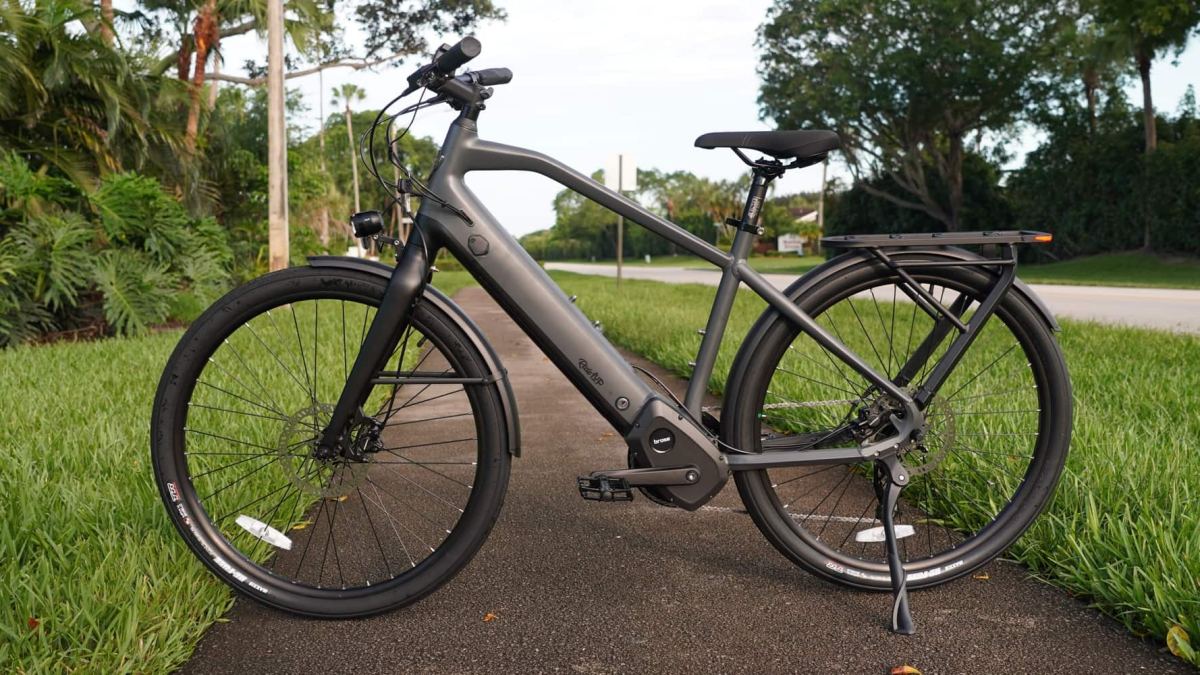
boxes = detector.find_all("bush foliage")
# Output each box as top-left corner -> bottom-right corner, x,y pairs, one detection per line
0,153 -> 232,345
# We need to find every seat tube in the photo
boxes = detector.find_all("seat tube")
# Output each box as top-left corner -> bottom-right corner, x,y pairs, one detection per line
683,170 -> 772,415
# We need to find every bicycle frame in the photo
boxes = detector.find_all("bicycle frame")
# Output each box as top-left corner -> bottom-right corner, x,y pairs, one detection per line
430,116 -> 915,418
318,112 -> 1026,472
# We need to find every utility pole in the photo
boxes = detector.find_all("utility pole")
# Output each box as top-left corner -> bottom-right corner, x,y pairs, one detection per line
616,155 -> 623,287
317,68 -> 329,246
606,153 -> 636,287
266,0 -> 288,271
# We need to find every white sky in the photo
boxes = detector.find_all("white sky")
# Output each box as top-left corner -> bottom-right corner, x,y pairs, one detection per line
210,0 -> 1200,237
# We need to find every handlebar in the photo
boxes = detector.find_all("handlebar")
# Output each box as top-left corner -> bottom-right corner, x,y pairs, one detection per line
401,37 -> 511,110
433,36 -> 481,75
470,68 -> 512,86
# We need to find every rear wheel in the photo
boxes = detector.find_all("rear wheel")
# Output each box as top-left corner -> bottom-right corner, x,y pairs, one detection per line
151,266 -> 510,616
725,253 -> 1071,590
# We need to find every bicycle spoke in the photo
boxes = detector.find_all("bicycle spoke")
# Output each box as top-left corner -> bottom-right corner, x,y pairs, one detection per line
365,478 -> 444,546
246,315 -> 313,402
357,484 -> 394,578
201,453 -> 284,501
188,400 -> 293,424
380,453 -> 473,488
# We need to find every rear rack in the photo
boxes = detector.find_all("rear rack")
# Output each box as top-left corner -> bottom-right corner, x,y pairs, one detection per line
821,230 -> 1052,249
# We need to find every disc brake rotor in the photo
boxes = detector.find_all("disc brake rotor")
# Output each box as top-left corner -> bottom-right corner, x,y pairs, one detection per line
902,398 -> 955,476
277,403 -> 369,498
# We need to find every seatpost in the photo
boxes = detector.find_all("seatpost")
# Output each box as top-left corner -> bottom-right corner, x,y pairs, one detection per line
730,168 -> 774,259
683,167 -> 776,414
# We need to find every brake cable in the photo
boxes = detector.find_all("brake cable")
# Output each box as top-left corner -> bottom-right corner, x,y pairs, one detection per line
359,84 -> 473,227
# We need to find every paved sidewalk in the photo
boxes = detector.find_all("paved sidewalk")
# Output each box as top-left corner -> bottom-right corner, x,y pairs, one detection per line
182,287 -> 1183,674
546,262 -> 1200,334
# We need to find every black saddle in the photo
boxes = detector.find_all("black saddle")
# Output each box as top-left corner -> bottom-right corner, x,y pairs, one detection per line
694,130 -> 840,164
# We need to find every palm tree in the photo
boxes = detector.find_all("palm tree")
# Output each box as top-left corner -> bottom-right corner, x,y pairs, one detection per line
183,0 -> 220,152
1097,0 -> 1200,155
1094,0 -> 1199,249
0,0 -> 188,186
332,83 -> 366,214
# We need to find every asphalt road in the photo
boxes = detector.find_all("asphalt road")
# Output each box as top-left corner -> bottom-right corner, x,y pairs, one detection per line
546,262 -> 1200,334
181,288 -> 1184,674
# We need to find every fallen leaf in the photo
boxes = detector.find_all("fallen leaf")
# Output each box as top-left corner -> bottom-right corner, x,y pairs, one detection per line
483,612 -> 499,622
291,520 -> 313,530
890,666 -> 921,675
972,572 -> 990,580
337,495 -> 349,502
27,617 -> 39,631
1167,624 -> 1194,660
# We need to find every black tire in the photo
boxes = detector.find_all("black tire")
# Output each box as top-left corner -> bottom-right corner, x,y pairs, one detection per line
724,251 -> 1071,590
151,266 -> 511,616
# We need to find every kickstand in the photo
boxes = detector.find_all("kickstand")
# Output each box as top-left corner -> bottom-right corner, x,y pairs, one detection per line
874,457 -> 916,635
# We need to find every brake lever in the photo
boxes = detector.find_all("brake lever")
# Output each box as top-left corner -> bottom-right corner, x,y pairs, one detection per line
401,65 -> 434,97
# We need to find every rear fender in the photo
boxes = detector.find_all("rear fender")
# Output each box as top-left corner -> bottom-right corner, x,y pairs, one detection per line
308,255 -> 521,456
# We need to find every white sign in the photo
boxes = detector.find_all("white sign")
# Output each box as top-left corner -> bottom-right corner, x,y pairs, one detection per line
777,233 -> 805,254
604,154 -> 637,191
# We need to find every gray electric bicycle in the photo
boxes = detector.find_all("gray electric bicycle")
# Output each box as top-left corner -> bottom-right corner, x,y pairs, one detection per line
152,37 -> 1072,634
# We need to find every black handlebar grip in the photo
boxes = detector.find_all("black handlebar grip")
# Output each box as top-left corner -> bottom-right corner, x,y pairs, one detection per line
433,36 -> 481,75
473,68 -> 513,86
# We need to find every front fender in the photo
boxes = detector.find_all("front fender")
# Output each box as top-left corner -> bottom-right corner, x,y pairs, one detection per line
307,255 -> 521,456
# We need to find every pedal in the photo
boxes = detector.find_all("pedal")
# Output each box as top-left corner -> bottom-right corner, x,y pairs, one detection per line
577,475 -> 634,502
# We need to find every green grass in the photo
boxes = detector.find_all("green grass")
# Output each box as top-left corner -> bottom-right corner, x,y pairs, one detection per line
549,271 -> 1200,666
1020,251 -> 1200,289
0,271 -> 472,674
559,254 -> 826,276
558,250 -> 1200,289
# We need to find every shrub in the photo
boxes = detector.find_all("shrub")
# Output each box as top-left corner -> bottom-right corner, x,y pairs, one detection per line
0,153 -> 233,345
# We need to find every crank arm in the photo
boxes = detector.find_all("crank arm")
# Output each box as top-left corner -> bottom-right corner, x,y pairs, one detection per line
589,466 -> 701,487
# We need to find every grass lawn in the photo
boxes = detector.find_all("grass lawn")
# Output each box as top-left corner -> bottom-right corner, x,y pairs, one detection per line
4,265 -> 1197,670
558,254 -> 826,276
1020,251 -> 1200,289
559,250 -> 1200,289
549,271 -> 1200,666
0,271 -> 472,673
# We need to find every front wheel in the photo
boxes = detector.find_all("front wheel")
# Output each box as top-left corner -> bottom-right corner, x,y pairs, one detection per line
151,266 -> 511,616
725,252 -> 1071,590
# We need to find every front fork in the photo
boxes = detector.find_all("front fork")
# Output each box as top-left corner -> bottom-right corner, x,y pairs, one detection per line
315,236 -> 430,459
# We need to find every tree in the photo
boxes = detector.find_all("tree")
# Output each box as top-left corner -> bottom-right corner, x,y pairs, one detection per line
331,84 -> 365,215
759,0 -> 1067,231
139,0 -> 503,151
1053,14 -> 1130,135
140,0 -> 327,151
0,0 -> 188,185
1095,0 -> 1200,155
